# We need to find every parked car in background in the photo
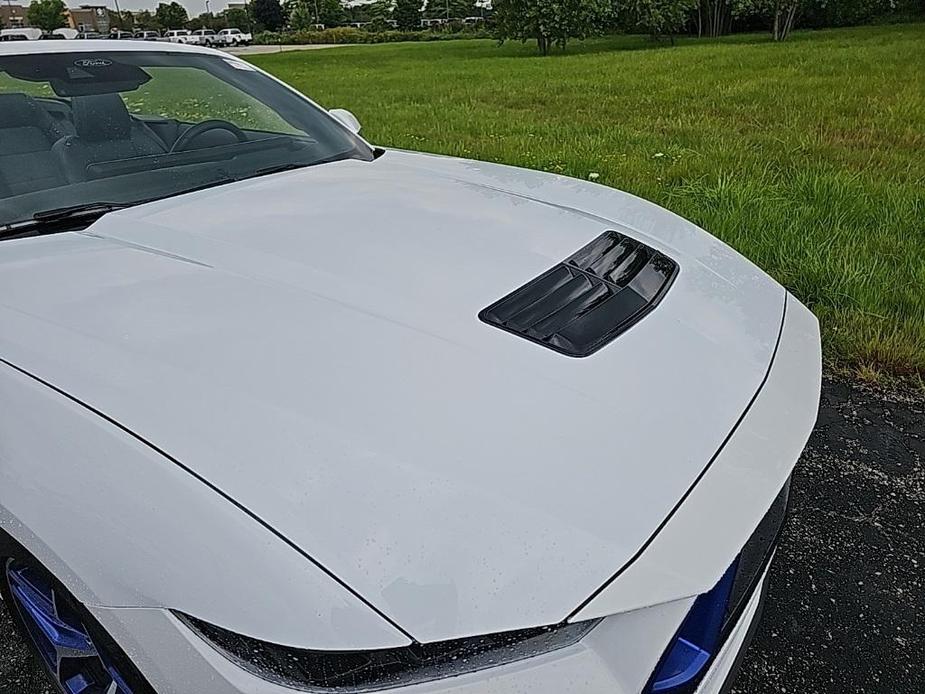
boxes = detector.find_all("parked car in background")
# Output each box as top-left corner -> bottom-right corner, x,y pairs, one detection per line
0,33 -> 30,41
218,27 -> 251,45
133,30 -> 161,41
109,29 -> 134,39
165,29 -> 192,43
188,28 -> 227,47
1,28 -> 41,40
0,27 -> 42,41
76,31 -> 106,39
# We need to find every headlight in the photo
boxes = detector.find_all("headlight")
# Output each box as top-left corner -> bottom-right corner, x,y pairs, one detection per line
178,613 -> 599,692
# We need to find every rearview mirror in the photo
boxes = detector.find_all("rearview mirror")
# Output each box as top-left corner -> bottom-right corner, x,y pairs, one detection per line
329,108 -> 361,134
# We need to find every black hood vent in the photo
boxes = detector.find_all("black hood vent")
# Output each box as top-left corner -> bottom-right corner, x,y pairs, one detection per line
479,231 -> 678,357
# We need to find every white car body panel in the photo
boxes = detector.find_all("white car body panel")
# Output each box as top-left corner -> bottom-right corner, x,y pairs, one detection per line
0,149 -> 784,643
0,40 -> 823,694
0,360 -> 410,650
572,295 -> 820,620
0,40 -> 219,55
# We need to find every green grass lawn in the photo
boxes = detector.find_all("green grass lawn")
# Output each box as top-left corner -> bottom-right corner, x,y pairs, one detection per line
248,24 -> 925,381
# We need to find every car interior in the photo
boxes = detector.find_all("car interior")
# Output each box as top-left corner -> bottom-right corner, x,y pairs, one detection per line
0,93 -> 73,197
0,90 -> 271,199
0,51 -> 371,229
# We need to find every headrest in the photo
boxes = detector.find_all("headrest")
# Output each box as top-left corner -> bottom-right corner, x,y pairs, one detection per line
71,93 -> 132,142
0,93 -> 42,128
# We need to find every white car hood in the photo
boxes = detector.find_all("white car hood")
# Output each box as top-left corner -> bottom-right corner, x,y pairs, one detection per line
0,151 -> 785,642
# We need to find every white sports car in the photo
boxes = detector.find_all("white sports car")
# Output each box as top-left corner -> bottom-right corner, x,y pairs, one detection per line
0,41 -> 821,694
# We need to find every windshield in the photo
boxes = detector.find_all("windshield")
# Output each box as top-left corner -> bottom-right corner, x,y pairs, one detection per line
0,50 -> 373,228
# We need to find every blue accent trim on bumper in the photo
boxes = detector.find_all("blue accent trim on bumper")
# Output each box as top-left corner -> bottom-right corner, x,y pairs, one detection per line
5,559 -> 134,694
648,560 -> 738,693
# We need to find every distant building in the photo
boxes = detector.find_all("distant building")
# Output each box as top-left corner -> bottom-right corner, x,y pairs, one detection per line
226,2 -> 247,9
0,4 -> 28,28
67,5 -> 111,33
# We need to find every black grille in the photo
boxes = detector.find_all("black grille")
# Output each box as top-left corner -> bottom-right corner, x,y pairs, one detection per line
180,615 -> 598,692
479,231 -> 678,357
723,478 -> 791,633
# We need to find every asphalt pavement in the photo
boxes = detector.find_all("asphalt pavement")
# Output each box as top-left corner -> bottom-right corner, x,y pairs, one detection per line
2,376 -> 922,694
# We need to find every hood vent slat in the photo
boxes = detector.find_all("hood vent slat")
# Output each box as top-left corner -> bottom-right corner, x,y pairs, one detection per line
507,271 -> 593,332
479,231 -> 678,357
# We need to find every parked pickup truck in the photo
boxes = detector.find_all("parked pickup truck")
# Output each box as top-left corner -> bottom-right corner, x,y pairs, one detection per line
218,28 -> 252,46
164,29 -> 192,43
186,29 -> 228,47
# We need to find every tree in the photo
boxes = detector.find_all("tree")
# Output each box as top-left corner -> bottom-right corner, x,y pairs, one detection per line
288,0 -> 315,28
769,0 -> 798,39
635,0 -> 697,42
366,0 -> 395,21
223,6 -> 253,30
317,0 -> 347,26
252,0 -> 287,29
798,0 -> 894,28
697,0 -> 731,35
188,11 -> 227,29
493,0 -> 610,55
155,1 -> 189,29
733,0 -> 800,39
697,0 -> 802,37
345,2 -> 368,21
424,0 -> 477,18
118,9 -> 135,30
134,9 -> 157,28
394,0 -> 422,27
26,0 -> 67,32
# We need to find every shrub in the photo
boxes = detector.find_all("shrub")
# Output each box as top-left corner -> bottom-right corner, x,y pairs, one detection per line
801,0 -> 902,27
253,26 -> 491,44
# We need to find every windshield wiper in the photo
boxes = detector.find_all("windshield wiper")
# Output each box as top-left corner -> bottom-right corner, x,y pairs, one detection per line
32,201 -> 134,224
0,202 -> 135,241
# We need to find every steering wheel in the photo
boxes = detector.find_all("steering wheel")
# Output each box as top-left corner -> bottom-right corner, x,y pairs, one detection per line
170,120 -> 249,152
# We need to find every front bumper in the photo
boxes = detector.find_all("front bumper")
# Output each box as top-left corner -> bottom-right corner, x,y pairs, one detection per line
89,566 -> 770,694
88,482 -> 787,694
